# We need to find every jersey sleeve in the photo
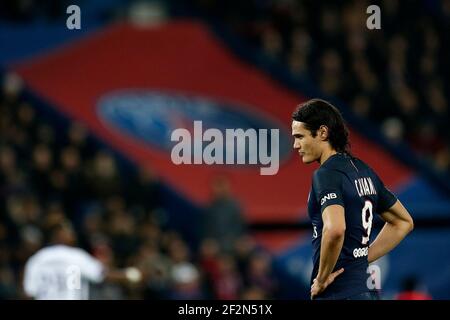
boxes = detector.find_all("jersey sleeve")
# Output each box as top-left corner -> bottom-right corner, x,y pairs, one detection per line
313,168 -> 345,213
75,249 -> 105,283
374,174 -> 398,213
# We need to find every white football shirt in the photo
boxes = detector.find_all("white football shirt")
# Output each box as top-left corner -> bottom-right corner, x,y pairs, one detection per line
23,245 -> 105,300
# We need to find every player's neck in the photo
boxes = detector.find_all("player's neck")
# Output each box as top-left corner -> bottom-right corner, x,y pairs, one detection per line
319,148 -> 338,165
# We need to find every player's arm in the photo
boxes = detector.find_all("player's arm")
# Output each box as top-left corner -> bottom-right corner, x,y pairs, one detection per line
103,267 -> 143,284
311,168 -> 346,298
368,199 -> 414,263
78,249 -> 143,285
316,204 -> 346,283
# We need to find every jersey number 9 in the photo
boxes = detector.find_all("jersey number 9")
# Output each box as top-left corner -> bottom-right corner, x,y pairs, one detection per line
361,200 -> 373,245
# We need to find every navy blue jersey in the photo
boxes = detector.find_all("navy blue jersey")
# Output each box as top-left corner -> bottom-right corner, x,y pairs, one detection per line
308,153 -> 397,299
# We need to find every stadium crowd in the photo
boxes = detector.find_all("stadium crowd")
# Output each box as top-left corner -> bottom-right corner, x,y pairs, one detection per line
187,0 -> 450,174
0,73 -> 277,299
0,0 -> 446,300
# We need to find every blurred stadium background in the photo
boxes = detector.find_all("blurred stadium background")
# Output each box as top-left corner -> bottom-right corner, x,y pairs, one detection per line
1,0 -> 449,299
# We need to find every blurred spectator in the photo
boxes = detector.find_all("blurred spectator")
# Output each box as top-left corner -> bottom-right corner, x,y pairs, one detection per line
434,146 -> 450,172
66,123 -> 90,158
202,176 -> 246,253
211,254 -> 242,300
2,72 -> 23,104
240,285 -> 268,300
198,238 -> 221,296
233,235 -> 258,276
245,251 -> 276,299
85,151 -> 122,200
106,207 -> 140,267
261,27 -> 283,59
0,265 -> 17,299
169,262 -> 204,299
351,95 -> 372,118
382,117 -> 404,144
30,144 -> 53,203
134,241 -> 171,299
35,124 -> 55,147
125,167 -> 162,213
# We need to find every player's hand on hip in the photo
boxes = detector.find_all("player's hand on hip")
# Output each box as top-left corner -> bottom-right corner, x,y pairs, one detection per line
311,268 -> 344,299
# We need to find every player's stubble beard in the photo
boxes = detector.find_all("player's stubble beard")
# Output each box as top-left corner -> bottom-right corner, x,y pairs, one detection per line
299,142 -> 320,164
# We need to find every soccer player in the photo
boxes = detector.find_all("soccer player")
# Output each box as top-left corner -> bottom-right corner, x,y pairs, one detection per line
23,220 -> 142,300
291,99 -> 414,300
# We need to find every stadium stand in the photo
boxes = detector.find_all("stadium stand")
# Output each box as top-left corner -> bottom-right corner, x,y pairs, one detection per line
0,0 -> 449,300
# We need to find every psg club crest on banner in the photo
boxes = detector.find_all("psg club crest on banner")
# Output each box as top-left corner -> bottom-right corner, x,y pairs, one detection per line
97,90 -> 292,167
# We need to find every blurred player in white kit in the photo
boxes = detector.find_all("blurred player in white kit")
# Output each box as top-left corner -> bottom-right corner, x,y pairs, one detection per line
23,220 -> 142,300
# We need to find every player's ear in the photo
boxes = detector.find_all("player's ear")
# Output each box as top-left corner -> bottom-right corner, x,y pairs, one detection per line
318,125 -> 329,141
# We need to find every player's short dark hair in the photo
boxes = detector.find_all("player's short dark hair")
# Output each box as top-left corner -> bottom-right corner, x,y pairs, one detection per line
292,99 -> 350,154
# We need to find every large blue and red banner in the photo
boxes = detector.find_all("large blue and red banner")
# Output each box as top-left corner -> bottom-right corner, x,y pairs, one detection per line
14,20 -> 412,224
